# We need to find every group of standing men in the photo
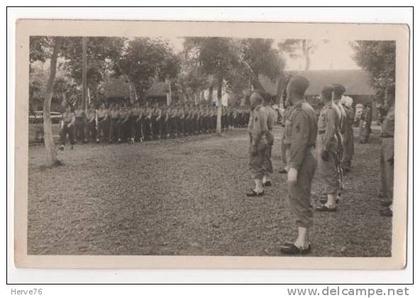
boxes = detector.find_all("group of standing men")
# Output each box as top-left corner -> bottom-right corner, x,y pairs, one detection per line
246,76 -> 395,255
59,102 -> 251,149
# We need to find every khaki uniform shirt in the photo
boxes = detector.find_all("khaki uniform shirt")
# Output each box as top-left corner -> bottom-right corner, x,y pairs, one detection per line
318,102 -> 339,152
248,105 -> 268,146
288,100 -> 317,169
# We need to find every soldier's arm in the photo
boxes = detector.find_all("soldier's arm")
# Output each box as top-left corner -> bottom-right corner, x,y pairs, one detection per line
323,109 -> 338,152
288,111 -> 310,170
69,114 -> 76,127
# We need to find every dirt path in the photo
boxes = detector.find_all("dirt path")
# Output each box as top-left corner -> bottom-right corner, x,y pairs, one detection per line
27,127 -> 392,256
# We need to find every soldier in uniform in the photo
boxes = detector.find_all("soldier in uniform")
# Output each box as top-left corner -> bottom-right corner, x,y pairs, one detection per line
359,103 -> 372,144
86,104 -> 97,143
279,104 -> 293,174
341,96 -> 355,173
74,106 -> 87,143
379,86 -> 395,217
262,95 -> 276,187
130,102 -> 140,143
96,103 -> 109,143
279,76 -> 317,255
247,91 -> 269,197
109,103 -> 120,143
160,105 -> 168,139
116,103 -> 129,143
315,86 -> 340,212
143,105 -> 152,141
59,105 -> 76,150
332,84 -> 346,197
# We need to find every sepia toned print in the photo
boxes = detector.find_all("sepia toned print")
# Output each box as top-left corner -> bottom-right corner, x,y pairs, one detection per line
15,19 -> 409,269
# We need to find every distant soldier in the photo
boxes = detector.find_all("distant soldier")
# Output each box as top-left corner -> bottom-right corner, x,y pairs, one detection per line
247,91 -> 269,197
332,84 -> 346,195
263,95 -> 276,187
130,102 -> 141,143
59,105 -> 76,150
178,105 -> 185,136
74,106 -> 87,143
96,103 -> 109,143
138,105 -> 146,142
340,96 -> 355,173
316,86 -> 340,212
86,104 -> 96,142
109,103 -> 120,143
279,76 -> 317,255
359,103 -> 372,144
279,104 -> 293,174
143,105 -> 152,141
379,86 -> 395,217
119,103 -> 131,143
160,105 -> 168,139
167,105 -> 176,138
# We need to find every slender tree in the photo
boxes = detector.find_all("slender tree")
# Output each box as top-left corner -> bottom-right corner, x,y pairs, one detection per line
42,37 -> 62,166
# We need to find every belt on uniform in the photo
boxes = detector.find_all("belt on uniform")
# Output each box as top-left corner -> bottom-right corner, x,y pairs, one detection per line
381,135 -> 394,138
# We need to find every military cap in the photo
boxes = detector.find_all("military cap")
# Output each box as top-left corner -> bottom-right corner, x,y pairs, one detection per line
288,75 -> 310,95
321,85 -> 334,98
332,83 -> 346,97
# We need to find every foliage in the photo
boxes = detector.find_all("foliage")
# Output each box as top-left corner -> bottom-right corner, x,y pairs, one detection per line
115,37 -> 181,99
351,40 -> 396,92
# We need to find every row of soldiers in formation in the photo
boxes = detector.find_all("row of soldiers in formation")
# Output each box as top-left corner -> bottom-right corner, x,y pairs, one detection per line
247,77 -> 395,255
59,102 -> 251,147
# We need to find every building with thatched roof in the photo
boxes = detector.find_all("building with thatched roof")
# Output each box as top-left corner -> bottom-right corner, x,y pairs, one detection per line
289,69 -> 376,104
101,76 -> 131,104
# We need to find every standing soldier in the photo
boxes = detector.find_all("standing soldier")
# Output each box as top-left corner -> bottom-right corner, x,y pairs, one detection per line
341,96 -> 355,173
316,86 -> 340,212
109,103 -> 120,143
143,104 -> 152,141
332,84 -> 346,196
263,95 -> 276,187
177,105 -> 188,137
96,103 -> 109,143
117,103 -> 130,143
160,105 -> 168,139
279,76 -> 317,255
168,105 -> 176,138
130,102 -> 140,143
359,103 -> 372,144
279,104 -> 293,174
59,104 -> 76,150
379,86 -> 395,217
74,105 -> 87,143
86,104 -> 96,143
246,91 -> 269,197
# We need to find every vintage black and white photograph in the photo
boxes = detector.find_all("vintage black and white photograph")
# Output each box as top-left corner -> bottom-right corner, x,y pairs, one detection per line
14,20 -> 409,269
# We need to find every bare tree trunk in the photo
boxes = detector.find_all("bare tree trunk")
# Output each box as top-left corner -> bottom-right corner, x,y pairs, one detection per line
302,40 -> 311,71
82,37 -> 88,112
43,37 -> 61,166
216,77 -> 223,135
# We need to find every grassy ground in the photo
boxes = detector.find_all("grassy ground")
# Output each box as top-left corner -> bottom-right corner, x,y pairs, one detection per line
28,126 -> 392,256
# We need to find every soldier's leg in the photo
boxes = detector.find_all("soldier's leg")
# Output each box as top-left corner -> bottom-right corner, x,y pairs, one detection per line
248,144 -> 266,195
316,139 -> 339,209
59,126 -> 67,146
285,150 -> 316,250
68,126 -> 75,146
263,145 -> 273,185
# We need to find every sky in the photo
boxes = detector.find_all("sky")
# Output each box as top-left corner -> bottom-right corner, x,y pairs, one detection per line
166,37 -> 360,71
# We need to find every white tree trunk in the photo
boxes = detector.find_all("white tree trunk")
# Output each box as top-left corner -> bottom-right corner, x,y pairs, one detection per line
216,77 -> 223,135
43,37 -> 61,166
